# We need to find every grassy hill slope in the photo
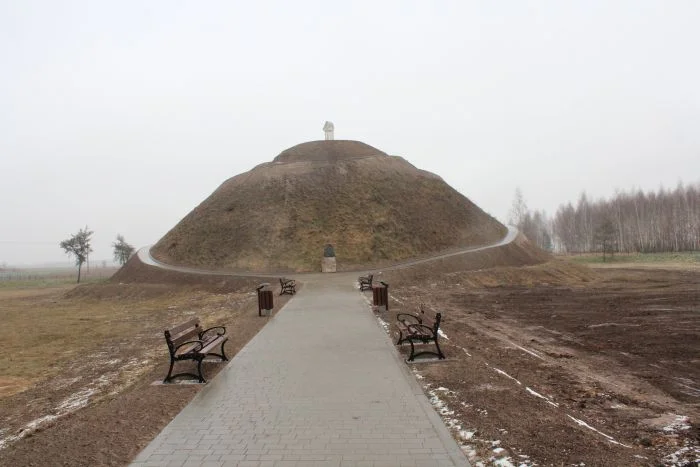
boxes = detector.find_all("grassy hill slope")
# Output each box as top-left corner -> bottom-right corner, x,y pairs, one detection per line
151,140 -> 507,272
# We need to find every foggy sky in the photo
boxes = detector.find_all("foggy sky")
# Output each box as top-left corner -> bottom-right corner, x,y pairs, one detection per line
2,1 -> 699,265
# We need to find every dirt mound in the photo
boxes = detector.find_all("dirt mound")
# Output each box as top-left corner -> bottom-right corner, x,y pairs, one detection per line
149,140 -> 507,273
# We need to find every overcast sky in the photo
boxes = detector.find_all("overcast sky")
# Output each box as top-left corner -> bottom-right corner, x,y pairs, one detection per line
2,1 -> 699,266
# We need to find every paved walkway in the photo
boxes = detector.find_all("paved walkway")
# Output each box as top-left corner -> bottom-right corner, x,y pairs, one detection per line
132,274 -> 469,467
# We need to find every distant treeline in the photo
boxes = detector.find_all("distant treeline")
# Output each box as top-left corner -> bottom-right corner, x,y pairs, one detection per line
513,182 -> 700,254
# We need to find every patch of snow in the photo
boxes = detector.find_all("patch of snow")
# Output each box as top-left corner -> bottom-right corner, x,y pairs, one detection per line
0,435 -> 19,450
461,347 -> 472,357
673,377 -> 700,397
508,341 -> 545,360
461,444 -> 477,458
437,329 -> 449,340
0,357 -> 145,451
57,388 -> 96,411
588,322 -> 640,328
0,414 -> 58,450
23,415 -> 58,431
662,444 -> 700,466
525,387 -> 559,407
426,369 -> 537,466
663,414 -> 691,433
53,376 -> 83,389
490,456 -> 515,467
389,294 -> 404,304
567,415 -> 631,448
376,316 -> 390,333
492,367 -> 522,386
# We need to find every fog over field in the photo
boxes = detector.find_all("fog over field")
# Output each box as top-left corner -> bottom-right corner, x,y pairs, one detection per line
2,1 -> 699,265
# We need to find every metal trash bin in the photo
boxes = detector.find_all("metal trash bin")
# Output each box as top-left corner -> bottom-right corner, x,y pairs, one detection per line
372,281 -> 389,312
256,283 -> 274,317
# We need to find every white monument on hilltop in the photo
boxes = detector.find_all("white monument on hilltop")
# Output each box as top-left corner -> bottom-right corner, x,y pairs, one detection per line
323,121 -> 334,140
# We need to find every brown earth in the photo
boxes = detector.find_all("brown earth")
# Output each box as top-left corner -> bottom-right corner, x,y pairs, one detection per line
151,140 -> 506,272
0,262 -> 293,467
377,261 -> 700,466
3,250 -> 698,466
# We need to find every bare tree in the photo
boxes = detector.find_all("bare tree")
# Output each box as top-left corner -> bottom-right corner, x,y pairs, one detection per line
508,187 -> 528,227
112,234 -> 135,265
60,226 -> 94,283
552,181 -> 700,255
594,216 -> 617,261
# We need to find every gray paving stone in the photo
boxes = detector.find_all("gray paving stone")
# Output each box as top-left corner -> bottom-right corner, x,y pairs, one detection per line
131,274 -> 469,467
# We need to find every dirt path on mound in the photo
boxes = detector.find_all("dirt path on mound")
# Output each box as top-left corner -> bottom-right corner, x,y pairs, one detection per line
379,265 -> 699,466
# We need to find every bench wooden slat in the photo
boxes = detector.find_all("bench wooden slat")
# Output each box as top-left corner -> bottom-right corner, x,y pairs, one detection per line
168,318 -> 200,336
200,335 -> 226,354
170,327 -> 200,348
175,342 -> 200,356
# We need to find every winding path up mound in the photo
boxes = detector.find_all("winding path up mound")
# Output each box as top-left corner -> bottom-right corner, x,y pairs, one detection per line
150,140 -> 507,273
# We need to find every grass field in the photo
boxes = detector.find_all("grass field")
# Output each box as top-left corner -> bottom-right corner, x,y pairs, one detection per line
0,266 -> 119,288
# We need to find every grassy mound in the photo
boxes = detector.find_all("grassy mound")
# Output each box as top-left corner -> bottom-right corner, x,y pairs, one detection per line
150,140 -> 507,272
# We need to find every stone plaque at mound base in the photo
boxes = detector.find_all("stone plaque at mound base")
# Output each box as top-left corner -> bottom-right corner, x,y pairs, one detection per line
321,257 -> 336,273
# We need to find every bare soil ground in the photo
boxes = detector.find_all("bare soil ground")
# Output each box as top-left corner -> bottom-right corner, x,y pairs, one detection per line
2,255 -> 698,466
0,274 -> 292,466
377,261 -> 700,466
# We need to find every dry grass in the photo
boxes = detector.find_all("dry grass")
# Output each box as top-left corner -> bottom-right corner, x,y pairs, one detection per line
0,270 -> 292,466
151,140 -> 506,272
0,280 -> 258,397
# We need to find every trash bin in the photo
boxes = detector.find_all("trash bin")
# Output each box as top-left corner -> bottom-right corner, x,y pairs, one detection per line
372,281 -> 389,312
256,283 -> 273,317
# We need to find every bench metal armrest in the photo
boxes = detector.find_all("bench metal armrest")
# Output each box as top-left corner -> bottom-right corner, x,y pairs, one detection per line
396,312 -> 421,325
199,326 -> 226,340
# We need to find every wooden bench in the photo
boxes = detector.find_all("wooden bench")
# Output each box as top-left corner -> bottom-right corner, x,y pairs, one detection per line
279,277 -> 296,295
396,304 -> 445,361
163,318 -> 228,383
358,273 -> 373,291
